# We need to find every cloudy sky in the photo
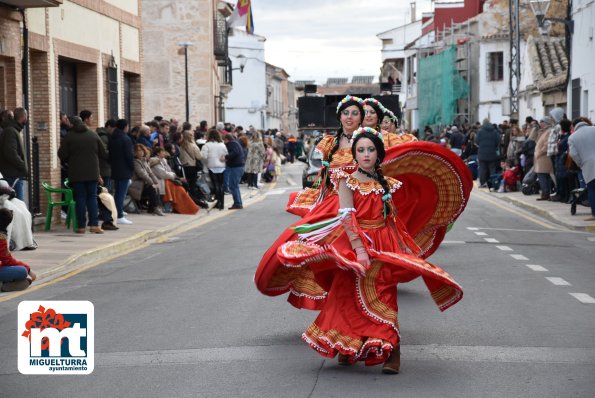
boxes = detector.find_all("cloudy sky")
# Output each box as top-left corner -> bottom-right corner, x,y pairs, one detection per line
249,0 -> 433,84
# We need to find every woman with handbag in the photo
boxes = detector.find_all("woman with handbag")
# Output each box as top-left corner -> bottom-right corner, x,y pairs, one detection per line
201,129 -> 228,210
179,129 -> 203,203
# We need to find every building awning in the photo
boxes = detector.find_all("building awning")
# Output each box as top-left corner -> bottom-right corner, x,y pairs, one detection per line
0,0 -> 61,7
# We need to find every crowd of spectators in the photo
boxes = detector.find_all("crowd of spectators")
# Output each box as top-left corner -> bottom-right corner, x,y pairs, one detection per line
0,104 -> 311,235
419,110 -> 595,221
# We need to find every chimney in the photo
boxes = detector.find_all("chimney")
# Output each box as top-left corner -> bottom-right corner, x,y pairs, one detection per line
410,1 -> 416,23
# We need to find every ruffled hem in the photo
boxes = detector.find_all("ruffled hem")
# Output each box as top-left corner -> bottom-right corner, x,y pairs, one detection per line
302,325 -> 395,366
278,240 -> 463,312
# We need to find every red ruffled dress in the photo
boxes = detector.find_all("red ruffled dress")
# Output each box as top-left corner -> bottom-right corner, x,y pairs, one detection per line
267,141 -> 472,312
260,171 -> 463,365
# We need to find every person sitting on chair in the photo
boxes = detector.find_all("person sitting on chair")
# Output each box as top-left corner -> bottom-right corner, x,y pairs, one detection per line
0,208 -> 36,292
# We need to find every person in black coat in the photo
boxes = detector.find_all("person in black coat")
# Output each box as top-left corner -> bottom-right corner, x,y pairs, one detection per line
108,119 -> 134,224
224,134 -> 245,209
475,119 -> 501,187
58,116 -> 108,233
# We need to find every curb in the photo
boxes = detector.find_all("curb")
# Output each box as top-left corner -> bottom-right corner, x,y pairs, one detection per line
479,189 -> 595,233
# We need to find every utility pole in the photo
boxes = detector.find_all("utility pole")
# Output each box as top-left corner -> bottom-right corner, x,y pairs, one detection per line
178,42 -> 193,122
509,0 -> 521,118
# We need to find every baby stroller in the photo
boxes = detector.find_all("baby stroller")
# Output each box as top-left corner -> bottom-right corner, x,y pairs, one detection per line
569,187 -> 590,215
521,167 -> 540,195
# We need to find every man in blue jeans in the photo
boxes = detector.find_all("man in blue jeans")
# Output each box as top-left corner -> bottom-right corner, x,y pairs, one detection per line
58,116 -> 108,233
224,134 -> 245,209
108,119 -> 135,224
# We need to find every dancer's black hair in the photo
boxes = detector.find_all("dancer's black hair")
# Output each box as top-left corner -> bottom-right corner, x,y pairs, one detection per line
351,131 -> 392,218
321,99 -> 364,187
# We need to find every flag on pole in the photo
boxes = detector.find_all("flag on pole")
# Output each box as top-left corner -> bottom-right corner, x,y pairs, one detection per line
228,0 -> 254,34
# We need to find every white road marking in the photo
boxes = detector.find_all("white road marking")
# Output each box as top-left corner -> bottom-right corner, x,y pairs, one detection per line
546,277 -> 571,286
511,254 -> 529,260
588,237 -> 595,242
266,189 -> 286,195
569,293 -> 595,304
467,227 -> 479,231
474,232 -> 488,236
484,238 -> 500,243
526,264 -> 549,272
496,245 -> 513,251
77,345 -> 595,370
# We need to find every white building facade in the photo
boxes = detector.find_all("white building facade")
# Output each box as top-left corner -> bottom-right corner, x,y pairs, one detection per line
568,0 -> 595,120
477,36 -> 512,123
225,28 -> 267,128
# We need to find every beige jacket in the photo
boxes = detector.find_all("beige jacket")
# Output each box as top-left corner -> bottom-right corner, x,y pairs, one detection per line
179,143 -> 203,167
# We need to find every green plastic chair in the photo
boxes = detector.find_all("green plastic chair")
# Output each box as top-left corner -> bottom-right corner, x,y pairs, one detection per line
42,181 -> 77,231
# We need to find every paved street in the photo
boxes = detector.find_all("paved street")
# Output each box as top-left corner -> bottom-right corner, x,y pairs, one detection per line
0,162 -> 594,397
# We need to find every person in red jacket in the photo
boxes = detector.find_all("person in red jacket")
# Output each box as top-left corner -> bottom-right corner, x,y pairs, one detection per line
0,208 -> 36,292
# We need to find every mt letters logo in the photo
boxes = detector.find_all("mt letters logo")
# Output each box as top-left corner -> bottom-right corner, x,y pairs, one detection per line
18,301 -> 94,374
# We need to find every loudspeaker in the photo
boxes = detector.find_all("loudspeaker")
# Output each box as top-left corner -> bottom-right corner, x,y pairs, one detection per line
374,94 -> 401,121
304,84 -> 317,94
323,95 -> 344,128
298,96 -> 325,128
379,82 -> 392,92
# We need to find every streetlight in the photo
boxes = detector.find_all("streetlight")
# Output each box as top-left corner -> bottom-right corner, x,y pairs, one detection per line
232,54 -> 248,73
178,42 -> 193,122
529,0 -> 574,34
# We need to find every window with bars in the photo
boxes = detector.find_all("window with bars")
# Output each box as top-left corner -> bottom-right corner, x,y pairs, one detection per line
107,63 -> 118,119
487,51 -> 504,82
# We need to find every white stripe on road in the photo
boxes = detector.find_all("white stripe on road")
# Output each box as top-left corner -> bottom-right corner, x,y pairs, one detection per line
569,293 -> 595,304
474,231 -> 488,236
67,345 -> 595,371
467,227 -> 479,230
511,254 -> 529,260
484,238 -> 499,243
265,189 -> 287,195
496,245 -> 513,251
526,264 -> 549,272
588,237 -> 595,242
546,277 -> 571,286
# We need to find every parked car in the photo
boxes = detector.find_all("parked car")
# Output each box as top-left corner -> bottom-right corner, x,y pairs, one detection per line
299,144 -> 323,189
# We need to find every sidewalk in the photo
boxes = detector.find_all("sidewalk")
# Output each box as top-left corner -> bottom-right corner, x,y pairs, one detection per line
474,185 -> 595,233
3,184 -> 269,293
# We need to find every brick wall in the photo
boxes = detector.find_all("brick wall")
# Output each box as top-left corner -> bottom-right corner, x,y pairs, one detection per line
76,62 -> 99,130
30,50 -> 61,219
127,72 -> 143,126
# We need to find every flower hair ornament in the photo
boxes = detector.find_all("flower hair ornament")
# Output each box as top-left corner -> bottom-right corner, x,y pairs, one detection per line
363,97 -> 382,108
351,126 -> 383,141
383,109 -> 398,123
336,95 -> 365,113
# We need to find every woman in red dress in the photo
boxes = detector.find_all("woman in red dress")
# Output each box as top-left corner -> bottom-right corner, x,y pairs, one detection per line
257,127 -> 463,373
287,95 -> 365,217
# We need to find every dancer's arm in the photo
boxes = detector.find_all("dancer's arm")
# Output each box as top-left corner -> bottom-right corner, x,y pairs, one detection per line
337,178 -> 370,269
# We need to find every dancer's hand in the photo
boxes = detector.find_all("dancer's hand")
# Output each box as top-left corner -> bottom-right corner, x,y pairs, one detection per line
355,247 -> 370,275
